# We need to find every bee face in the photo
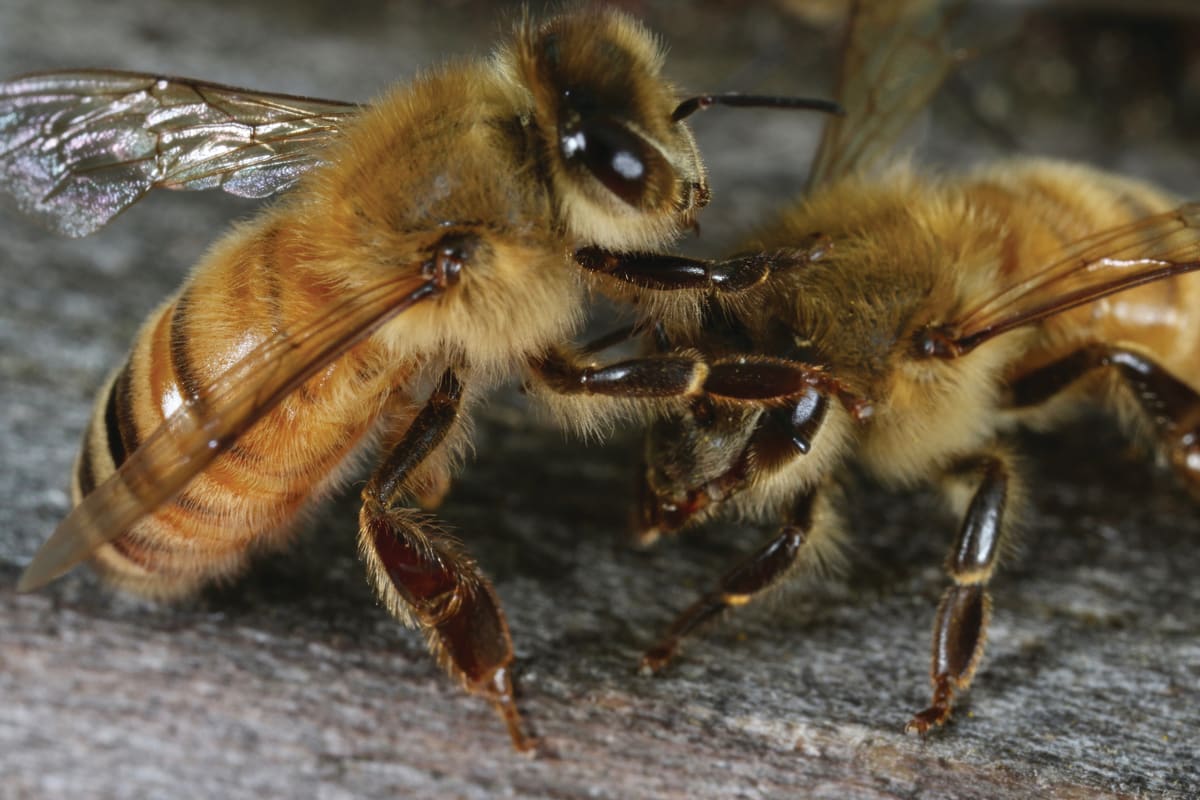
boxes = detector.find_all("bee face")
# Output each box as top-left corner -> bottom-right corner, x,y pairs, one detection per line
509,9 -> 709,251
637,401 -> 760,540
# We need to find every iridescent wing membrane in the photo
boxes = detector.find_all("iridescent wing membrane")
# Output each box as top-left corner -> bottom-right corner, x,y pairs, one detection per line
0,70 -> 358,236
808,0 -> 964,188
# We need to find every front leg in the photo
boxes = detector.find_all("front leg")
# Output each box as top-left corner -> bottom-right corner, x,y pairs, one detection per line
636,388 -> 832,543
575,235 -> 830,293
530,347 -> 869,414
358,369 -> 534,752
907,448 -> 1019,734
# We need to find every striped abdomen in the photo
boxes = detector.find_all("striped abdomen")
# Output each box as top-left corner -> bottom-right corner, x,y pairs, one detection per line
75,219 -> 405,598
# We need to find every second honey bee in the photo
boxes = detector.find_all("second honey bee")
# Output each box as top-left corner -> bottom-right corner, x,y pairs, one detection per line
569,0 -> 1200,733
1,9 -> 839,750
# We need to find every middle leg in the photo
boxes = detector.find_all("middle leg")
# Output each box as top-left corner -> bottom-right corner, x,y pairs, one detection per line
639,484 -> 844,674
906,447 -> 1019,734
527,345 -> 869,438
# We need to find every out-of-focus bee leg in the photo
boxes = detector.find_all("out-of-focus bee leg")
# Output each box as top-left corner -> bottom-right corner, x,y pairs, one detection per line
577,323 -> 642,355
357,369 -> 534,753
907,451 -> 1014,735
1010,343 -> 1200,493
574,235 -> 829,294
640,488 -> 839,674
409,466 -> 452,510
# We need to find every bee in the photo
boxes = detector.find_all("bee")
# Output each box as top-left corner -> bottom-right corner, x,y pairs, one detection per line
0,9 -> 841,750
570,0 -> 1200,733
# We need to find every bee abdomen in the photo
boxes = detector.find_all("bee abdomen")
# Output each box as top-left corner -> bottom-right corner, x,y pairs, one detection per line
72,249 -> 390,597
69,300 -> 231,595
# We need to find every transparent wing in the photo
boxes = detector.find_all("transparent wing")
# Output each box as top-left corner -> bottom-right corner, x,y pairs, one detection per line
0,70 -> 359,237
17,270 -> 444,592
808,0 -> 963,189
941,204 -> 1200,353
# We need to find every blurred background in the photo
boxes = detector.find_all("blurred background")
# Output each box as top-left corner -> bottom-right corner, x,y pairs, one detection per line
1,1 -> 1198,798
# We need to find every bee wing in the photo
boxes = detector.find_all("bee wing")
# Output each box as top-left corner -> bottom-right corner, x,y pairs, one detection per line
808,0 -> 963,189
17,271 -> 444,592
0,70 -> 358,237
943,204 -> 1200,352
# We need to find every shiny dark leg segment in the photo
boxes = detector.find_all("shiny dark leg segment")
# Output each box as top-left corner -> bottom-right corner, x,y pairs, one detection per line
358,369 -> 534,752
907,453 -> 1009,734
574,235 -> 829,293
531,347 -> 864,413
640,491 -> 818,674
1010,343 -> 1200,494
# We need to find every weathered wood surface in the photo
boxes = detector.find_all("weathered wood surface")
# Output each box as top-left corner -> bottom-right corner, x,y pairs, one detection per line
1,1 -> 1198,798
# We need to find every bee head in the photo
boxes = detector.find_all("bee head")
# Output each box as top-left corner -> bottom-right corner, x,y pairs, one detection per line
635,400 -> 762,545
508,8 -> 709,251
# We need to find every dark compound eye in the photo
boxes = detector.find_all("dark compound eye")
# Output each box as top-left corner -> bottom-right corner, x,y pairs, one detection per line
560,117 -> 654,207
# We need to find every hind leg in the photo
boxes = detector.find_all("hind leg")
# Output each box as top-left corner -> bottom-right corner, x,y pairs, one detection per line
1010,343 -> 1200,493
359,368 -> 533,752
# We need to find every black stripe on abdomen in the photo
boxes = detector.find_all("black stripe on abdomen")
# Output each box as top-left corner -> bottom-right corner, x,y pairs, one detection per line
103,371 -> 130,469
169,290 -> 204,403
111,363 -> 141,461
75,436 -> 100,497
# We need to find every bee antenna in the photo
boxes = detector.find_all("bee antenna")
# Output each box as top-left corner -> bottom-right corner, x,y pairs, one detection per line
672,93 -> 844,123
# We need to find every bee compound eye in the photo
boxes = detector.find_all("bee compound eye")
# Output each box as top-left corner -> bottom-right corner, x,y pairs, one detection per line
559,117 -> 654,207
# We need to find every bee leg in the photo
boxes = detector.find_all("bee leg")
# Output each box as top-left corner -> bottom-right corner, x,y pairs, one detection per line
1010,344 -> 1200,494
577,323 -> 642,355
639,488 -> 838,673
358,369 -> 535,753
531,348 -> 708,399
574,235 -> 829,293
532,348 -> 865,413
409,466 -> 452,510
907,452 -> 1013,734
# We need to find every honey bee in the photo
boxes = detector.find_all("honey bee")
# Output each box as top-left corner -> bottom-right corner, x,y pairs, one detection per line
0,9 -> 841,751
571,0 -> 1200,734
